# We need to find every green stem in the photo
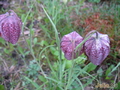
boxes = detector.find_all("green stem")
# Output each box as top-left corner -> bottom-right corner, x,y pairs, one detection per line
22,5 -> 46,77
75,31 -> 96,51
42,5 -> 62,80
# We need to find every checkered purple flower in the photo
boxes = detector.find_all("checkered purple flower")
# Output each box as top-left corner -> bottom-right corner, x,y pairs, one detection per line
84,30 -> 110,65
0,10 -> 22,44
61,31 -> 83,60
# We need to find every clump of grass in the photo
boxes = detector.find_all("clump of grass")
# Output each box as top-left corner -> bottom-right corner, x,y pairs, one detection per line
0,0 -> 120,90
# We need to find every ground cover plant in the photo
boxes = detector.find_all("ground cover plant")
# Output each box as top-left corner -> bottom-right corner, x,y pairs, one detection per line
0,0 -> 120,90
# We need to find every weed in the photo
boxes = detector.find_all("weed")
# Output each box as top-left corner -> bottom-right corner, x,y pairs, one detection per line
0,0 -> 120,90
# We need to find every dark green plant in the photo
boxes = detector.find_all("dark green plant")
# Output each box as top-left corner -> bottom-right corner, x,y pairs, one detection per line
26,60 -> 40,78
88,0 -> 101,3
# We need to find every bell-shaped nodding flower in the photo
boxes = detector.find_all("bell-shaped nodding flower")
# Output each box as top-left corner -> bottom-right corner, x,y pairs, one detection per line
0,10 -> 22,44
61,31 -> 83,60
84,30 -> 110,65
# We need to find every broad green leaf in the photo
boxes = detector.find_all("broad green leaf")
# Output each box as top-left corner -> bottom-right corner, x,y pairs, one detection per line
0,85 -> 5,90
38,75 -> 47,82
83,63 -> 97,73
33,38 -> 38,45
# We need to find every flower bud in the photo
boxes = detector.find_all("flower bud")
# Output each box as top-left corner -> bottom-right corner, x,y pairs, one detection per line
84,30 -> 110,65
61,31 -> 83,60
0,10 -> 22,44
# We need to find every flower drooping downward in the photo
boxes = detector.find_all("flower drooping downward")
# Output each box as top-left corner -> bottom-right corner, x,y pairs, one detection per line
61,31 -> 83,60
0,10 -> 22,44
84,30 -> 110,65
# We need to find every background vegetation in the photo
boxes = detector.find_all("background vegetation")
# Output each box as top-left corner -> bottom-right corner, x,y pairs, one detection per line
0,0 -> 120,90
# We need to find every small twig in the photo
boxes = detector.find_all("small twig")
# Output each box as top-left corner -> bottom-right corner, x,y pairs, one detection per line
0,56 -> 9,71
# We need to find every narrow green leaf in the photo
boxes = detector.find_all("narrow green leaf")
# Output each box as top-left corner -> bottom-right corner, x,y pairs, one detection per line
24,76 -> 39,88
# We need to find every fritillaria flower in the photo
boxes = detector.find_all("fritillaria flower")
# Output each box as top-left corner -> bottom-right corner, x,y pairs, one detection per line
0,10 -> 22,44
84,30 -> 110,65
61,31 -> 83,60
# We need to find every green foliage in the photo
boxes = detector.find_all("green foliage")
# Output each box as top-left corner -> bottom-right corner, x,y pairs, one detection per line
0,0 -> 120,90
74,54 -> 87,64
0,85 -> 5,90
115,82 -> 120,89
64,60 -> 73,69
26,60 -> 40,78
0,38 -> 5,45
88,0 -> 101,3
97,68 -> 103,77
105,65 -> 114,77
83,63 -> 97,73
38,75 -> 47,83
